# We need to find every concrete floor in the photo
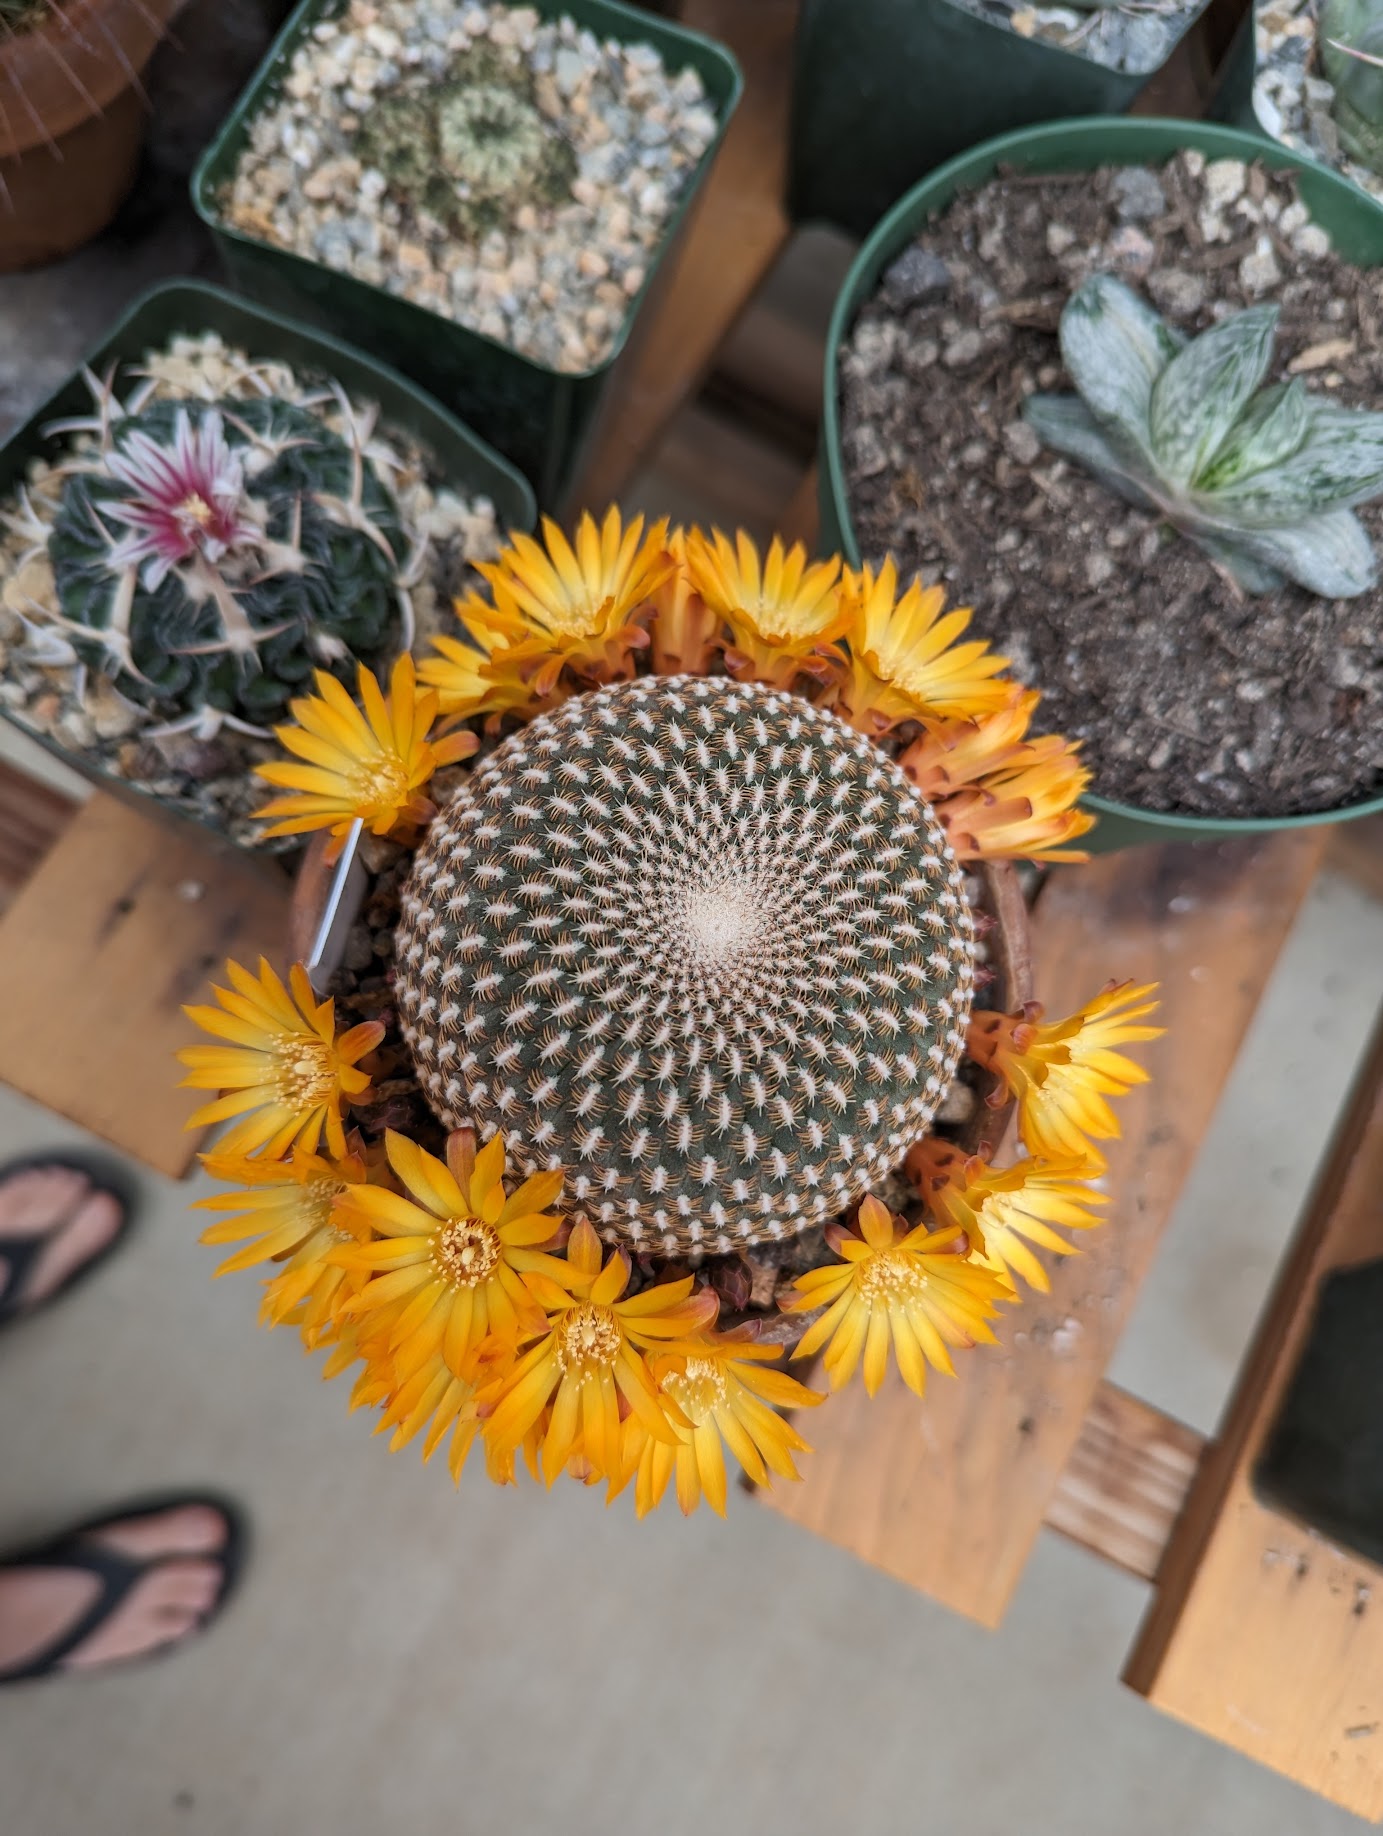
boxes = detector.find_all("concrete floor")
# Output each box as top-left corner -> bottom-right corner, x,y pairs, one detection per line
0,859 -> 1379,1836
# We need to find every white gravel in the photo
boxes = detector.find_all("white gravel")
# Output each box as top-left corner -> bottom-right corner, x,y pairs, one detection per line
221,0 -> 719,373
1254,0 -> 1383,205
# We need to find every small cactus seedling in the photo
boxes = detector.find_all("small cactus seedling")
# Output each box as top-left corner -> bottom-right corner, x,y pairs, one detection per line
1321,0 -> 1383,175
35,376 -> 411,736
357,46 -> 576,243
1023,273 -> 1383,598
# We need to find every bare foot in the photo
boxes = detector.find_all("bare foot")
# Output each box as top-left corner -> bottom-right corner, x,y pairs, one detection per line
0,1167 -> 126,1313
0,1505 -> 234,1679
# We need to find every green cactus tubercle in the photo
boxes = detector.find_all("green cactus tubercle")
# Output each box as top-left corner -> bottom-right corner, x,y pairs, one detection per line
46,395 -> 406,731
1321,0 -> 1383,176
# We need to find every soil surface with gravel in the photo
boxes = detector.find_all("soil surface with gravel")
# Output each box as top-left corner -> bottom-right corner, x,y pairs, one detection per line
840,151 -> 1383,819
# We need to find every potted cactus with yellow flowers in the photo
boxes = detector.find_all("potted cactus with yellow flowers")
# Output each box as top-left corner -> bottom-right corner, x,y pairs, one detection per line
178,510 -> 1161,1515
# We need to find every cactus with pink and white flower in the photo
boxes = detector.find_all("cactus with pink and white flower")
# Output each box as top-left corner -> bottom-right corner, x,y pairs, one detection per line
25,372 -> 414,737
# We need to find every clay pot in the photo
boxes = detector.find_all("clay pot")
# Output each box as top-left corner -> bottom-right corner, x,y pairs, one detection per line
0,0 -> 182,272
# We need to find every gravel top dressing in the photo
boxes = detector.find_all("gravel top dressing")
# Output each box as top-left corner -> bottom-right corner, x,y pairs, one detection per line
221,0 -> 719,374
840,151 -> 1383,819
948,0 -> 1202,74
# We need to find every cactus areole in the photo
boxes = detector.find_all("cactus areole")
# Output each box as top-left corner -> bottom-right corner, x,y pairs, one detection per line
395,674 -> 977,1258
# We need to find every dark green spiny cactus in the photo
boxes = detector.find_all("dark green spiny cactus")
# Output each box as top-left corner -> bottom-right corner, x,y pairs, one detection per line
395,673 -> 977,1258
44,393 -> 406,734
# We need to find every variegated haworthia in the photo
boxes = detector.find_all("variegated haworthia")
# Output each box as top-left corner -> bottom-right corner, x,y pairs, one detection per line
1023,272 -> 1383,598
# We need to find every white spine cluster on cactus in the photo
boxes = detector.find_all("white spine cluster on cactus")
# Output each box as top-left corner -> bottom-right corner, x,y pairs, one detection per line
395,675 -> 976,1257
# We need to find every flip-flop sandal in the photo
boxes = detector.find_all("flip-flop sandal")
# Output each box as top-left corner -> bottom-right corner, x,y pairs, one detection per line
0,1153 -> 138,1332
0,1492 -> 248,1686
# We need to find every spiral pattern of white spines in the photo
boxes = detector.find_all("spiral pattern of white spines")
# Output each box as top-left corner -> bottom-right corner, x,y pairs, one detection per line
395,675 -> 976,1256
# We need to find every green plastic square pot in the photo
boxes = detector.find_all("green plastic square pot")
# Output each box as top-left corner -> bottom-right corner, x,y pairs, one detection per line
0,279 -> 537,852
1210,1 -> 1383,224
789,0 -> 1212,239
818,116 -> 1383,851
191,0 -> 742,510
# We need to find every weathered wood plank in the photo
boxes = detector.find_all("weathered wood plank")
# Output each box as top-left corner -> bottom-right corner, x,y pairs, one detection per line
0,792 -> 291,1177
565,0 -> 796,512
0,755 -> 75,914
755,831 -> 1326,1626
1124,1008 -> 1383,1822
1045,1383 -> 1205,1583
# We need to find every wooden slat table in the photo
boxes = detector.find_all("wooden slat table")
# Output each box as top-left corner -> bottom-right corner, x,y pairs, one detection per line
1125,1016 -> 1383,1820
0,776 -> 290,1178
755,833 -> 1327,1624
575,1 -> 1383,1816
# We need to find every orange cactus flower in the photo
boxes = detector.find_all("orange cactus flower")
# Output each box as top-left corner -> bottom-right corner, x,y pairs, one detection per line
482,1217 -> 718,1484
906,1139 -> 1106,1293
831,557 -> 1012,732
782,1194 -> 1008,1397
179,959 -> 383,1160
967,981 -> 1163,1169
684,526 -> 845,689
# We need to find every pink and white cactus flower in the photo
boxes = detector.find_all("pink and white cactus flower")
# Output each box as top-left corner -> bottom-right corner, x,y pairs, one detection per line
104,410 -> 258,589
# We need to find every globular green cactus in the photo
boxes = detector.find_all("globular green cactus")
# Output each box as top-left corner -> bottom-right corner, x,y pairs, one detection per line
394,673 -> 977,1259
357,48 -> 576,243
1023,273 -> 1383,598
1321,0 -> 1383,175
40,381 -> 409,736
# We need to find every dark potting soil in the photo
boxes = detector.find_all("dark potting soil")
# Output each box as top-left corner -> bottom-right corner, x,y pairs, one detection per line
840,151 -> 1383,819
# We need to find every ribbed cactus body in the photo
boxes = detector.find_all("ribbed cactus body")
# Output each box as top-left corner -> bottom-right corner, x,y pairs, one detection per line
48,396 -> 404,727
1322,0 -> 1383,176
395,675 -> 976,1256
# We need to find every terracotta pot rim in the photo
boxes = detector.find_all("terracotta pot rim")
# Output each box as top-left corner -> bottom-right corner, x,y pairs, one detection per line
0,0 -> 181,158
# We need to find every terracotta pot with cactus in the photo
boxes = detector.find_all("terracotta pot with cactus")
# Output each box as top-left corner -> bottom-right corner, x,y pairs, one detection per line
0,0 -> 183,271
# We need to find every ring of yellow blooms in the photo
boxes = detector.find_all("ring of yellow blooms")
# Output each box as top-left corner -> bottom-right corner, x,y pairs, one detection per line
179,510 -> 1164,1516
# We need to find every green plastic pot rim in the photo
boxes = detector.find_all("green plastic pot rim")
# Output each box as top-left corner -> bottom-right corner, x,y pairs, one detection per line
821,114 -> 1383,840
190,0 -> 744,391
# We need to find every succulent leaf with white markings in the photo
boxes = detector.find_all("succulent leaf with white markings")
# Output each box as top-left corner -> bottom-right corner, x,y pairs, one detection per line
1023,273 -> 1383,598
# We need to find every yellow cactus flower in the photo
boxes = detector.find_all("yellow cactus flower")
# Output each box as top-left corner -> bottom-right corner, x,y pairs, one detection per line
195,1145 -> 371,1343
255,655 -> 477,859
967,981 -> 1163,1169
332,1128 -> 567,1384
783,1194 -> 1008,1397
472,508 -> 674,695
906,1139 -> 1106,1294
928,736 -> 1095,863
482,1217 -> 718,1485
684,526 -> 845,689
418,609 -> 545,726
831,558 -> 1012,732
648,527 -> 722,676
179,959 -> 383,1160
624,1334 -> 822,1517
897,687 -> 1041,797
